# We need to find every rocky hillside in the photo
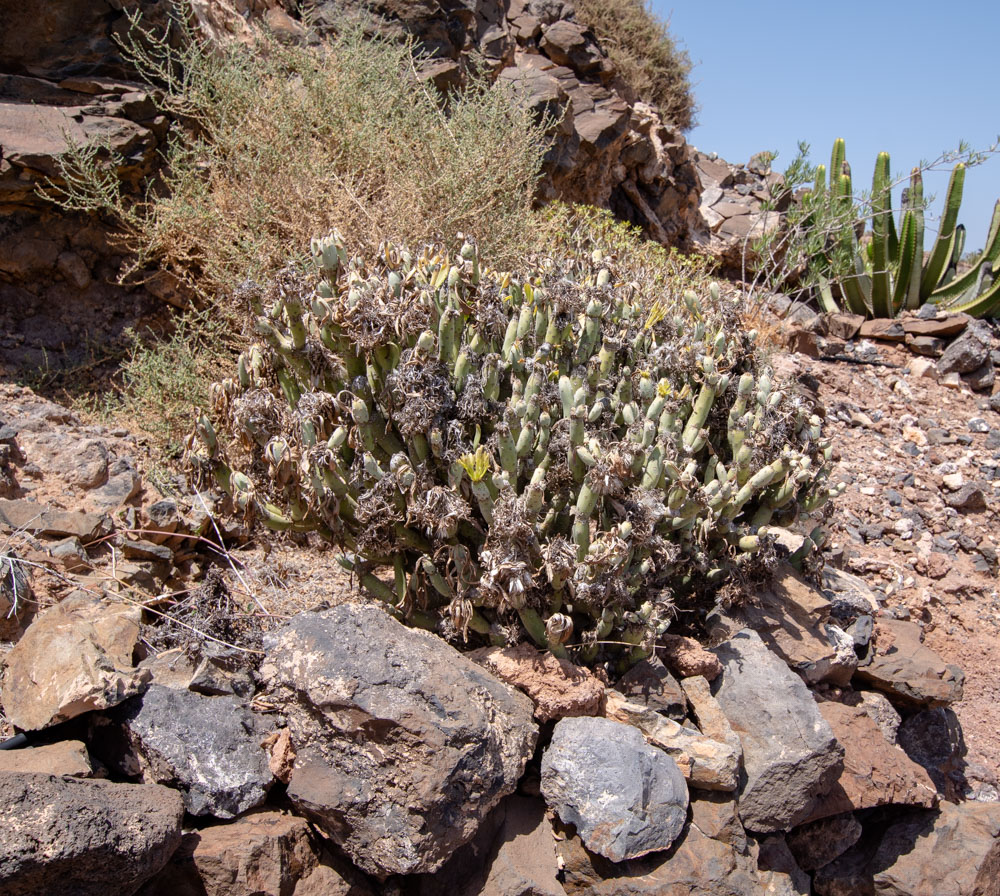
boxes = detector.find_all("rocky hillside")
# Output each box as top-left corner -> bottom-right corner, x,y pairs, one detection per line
3,2 -> 1000,895
0,0 -> 730,381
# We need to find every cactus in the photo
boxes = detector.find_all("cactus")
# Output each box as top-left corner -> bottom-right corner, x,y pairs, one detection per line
809,140 -> 1000,318
188,235 -> 841,667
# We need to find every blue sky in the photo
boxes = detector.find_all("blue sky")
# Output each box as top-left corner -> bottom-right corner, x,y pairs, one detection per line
654,1 -> 1000,252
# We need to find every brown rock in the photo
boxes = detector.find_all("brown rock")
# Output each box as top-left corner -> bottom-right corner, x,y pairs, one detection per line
0,549 -> 33,639
826,312 -> 865,340
943,482 -> 988,512
874,802 -> 1000,895
816,802 -> 1000,896
859,319 -> 906,342
264,728 -> 296,784
0,497 -> 110,540
901,313 -> 971,338
689,791 -> 747,851
679,675 -> 743,760
415,795 -> 565,896
0,739 -> 93,777
905,334 -> 946,357
614,657 -> 686,719
657,633 -> 722,680
724,564 -> 854,686
854,618 -> 964,708
138,811 -> 325,896
786,813 -> 862,871
810,699 -> 937,818
604,690 -> 740,791
557,823 -> 775,896
2,590 -> 150,730
540,20 -> 603,74
786,328 -> 821,358
470,643 -> 604,722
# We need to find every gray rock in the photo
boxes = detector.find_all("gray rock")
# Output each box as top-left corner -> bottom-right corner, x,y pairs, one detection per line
541,716 -> 688,862
938,319 -> 992,375
0,772 -> 183,896
118,684 -> 272,818
260,602 -> 537,878
711,629 -> 844,833
858,689 -> 901,743
965,360 -> 996,392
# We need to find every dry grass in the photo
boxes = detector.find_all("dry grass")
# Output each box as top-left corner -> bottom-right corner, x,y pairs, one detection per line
573,0 -> 696,131
54,13 -> 550,302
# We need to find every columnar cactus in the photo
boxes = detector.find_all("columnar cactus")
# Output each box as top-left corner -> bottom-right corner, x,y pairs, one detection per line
188,236 -> 840,666
816,139 -> 1000,318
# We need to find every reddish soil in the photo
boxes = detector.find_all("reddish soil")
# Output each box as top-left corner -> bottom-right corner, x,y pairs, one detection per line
775,342 -> 1000,787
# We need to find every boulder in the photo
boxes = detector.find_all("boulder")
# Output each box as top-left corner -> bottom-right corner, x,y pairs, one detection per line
710,629 -> 844,832
1,590 -> 149,730
603,690 -> 739,791
0,739 -> 93,776
0,772 -> 183,896
117,684 -> 272,818
853,618 -> 964,708
809,700 -> 936,818
260,602 -> 537,877
541,716 -> 688,862
470,642 -> 604,722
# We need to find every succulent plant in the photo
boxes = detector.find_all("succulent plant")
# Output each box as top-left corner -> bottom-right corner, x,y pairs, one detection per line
188,235 -> 840,666
813,140 -> 1000,318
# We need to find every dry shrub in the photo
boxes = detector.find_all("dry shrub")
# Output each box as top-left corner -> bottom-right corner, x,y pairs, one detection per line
573,0 -> 696,131
535,202 -> 714,299
55,12 -> 550,300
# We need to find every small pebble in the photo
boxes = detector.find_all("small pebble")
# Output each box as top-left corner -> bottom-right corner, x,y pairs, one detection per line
969,418 -> 990,433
